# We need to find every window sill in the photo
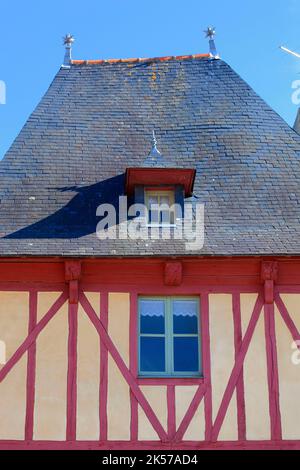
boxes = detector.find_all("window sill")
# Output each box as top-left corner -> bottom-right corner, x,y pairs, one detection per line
145,224 -> 177,228
137,377 -> 204,386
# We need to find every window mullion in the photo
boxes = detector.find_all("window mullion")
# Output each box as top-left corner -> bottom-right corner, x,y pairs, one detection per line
171,298 -> 175,375
164,299 -> 168,375
166,298 -> 172,375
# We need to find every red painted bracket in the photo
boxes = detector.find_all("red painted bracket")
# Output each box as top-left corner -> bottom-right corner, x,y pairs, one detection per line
164,261 -> 183,286
65,261 -> 81,304
261,261 -> 278,304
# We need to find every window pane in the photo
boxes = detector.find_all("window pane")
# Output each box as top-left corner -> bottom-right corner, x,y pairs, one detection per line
148,195 -> 158,206
147,195 -> 159,224
160,195 -> 170,205
140,337 -> 165,372
169,210 -> 175,225
140,300 -> 165,334
160,196 -> 171,224
174,337 -> 199,372
173,300 -> 198,334
149,209 -> 159,224
160,209 -> 171,224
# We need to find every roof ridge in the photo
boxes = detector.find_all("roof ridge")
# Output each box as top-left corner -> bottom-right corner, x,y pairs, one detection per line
71,53 -> 211,66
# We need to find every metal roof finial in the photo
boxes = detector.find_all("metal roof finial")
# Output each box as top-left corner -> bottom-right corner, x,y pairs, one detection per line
151,130 -> 159,152
204,26 -> 219,59
62,33 -> 75,67
149,130 -> 162,159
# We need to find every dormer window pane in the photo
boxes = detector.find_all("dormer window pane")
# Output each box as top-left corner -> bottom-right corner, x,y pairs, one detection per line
160,195 -> 170,205
148,195 -> 159,205
145,189 -> 175,226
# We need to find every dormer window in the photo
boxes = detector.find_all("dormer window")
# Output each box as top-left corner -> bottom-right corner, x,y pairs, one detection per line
125,131 -> 196,226
145,188 -> 175,226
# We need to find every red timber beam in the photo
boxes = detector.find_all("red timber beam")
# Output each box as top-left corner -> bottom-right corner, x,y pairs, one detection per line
2,256 -> 300,288
25,290 -> 38,440
232,293 -> 246,441
79,291 -> 168,442
201,292 -> 212,441
1,439 -> 300,451
99,291 -> 109,441
65,261 -> 81,442
129,292 -> 139,441
167,385 -> 176,439
261,261 -> 282,441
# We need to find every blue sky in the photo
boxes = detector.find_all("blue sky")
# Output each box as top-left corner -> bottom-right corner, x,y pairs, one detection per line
0,0 -> 300,158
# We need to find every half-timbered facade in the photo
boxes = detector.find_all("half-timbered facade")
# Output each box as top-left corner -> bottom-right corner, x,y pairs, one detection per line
1,49 -> 300,450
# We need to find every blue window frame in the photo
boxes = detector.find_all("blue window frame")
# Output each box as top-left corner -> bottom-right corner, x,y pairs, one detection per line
138,296 -> 202,377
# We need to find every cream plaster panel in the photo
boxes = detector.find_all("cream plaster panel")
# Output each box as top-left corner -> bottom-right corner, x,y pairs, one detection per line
37,292 -> 61,322
209,294 -> 237,440
0,355 -> 27,439
108,293 -> 130,367
0,291 -> 28,439
0,292 -> 29,368
176,386 -> 205,441
77,294 -> 100,440
107,358 -> 131,440
138,386 -> 167,440
184,401 -> 205,441
241,294 -> 270,440
85,292 -> 100,315
107,293 -> 131,440
276,294 -> 300,439
218,395 -> 238,441
34,300 -> 68,440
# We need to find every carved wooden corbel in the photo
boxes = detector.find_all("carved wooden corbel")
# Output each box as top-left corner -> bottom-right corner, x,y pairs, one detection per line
164,261 -> 183,286
65,260 -> 82,304
261,261 -> 278,304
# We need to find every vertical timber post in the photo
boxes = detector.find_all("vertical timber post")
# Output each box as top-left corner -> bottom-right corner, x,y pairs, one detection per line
25,289 -> 38,440
232,293 -> 246,441
65,260 -> 81,441
261,261 -> 282,441
130,292 -> 138,441
99,291 -> 109,441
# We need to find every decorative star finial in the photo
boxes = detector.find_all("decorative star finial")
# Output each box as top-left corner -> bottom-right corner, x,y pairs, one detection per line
63,33 -> 75,47
204,26 -> 219,58
62,34 -> 75,67
204,27 -> 216,39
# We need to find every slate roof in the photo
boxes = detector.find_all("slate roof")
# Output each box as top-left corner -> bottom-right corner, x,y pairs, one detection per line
1,53 -> 300,257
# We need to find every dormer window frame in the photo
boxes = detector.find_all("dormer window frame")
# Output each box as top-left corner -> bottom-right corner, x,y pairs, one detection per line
125,166 -> 196,227
144,186 -> 176,227
134,184 -> 185,228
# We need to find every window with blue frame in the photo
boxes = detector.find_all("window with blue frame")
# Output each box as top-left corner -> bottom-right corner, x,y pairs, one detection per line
138,297 -> 202,377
